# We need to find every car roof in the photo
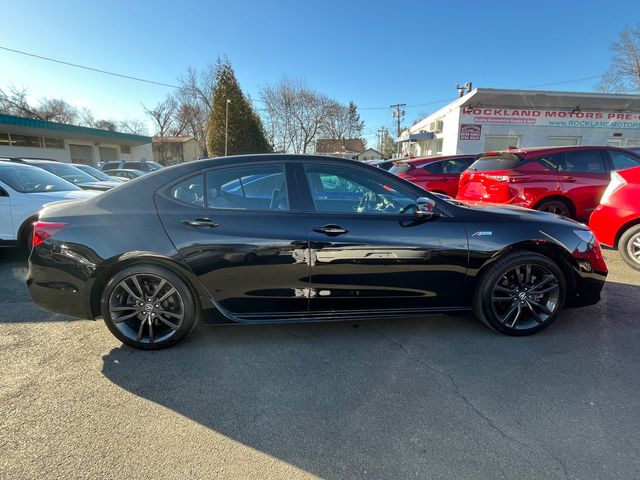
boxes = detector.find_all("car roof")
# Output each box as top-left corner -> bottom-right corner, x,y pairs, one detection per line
400,154 -> 476,166
110,169 -> 143,173
482,145 -> 638,158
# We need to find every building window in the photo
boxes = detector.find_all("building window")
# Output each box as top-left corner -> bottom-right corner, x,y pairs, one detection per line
43,137 -> 65,149
435,138 -> 443,155
625,139 -> 640,147
484,135 -> 520,152
121,145 -> 131,154
10,134 -> 42,147
0,133 -> 9,146
547,136 -> 580,147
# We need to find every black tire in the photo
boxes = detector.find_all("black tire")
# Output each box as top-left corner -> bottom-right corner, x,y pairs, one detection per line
535,198 -> 572,218
101,264 -> 198,350
618,225 -> 640,272
473,251 -> 566,336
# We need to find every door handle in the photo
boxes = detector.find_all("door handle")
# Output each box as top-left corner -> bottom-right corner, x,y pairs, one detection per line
181,217 -> 220,228
312,224 -> 349,236
562,176 -> 577,183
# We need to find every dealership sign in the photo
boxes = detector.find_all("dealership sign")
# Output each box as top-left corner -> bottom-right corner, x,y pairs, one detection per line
460,108 -> 640,129
459,124 -> 481,140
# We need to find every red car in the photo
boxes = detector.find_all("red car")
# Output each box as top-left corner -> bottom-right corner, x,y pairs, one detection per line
389,155 -> 476,197
590,165 -> 640,271
456,146 -> 640,219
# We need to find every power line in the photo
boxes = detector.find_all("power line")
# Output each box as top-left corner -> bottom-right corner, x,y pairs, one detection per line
0,45 -> 181,89
522,75 -> 603,89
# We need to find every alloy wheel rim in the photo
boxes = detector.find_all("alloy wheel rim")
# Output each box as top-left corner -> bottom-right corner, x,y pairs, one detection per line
540,203 -> 569,216
108,274 -> 184,344
627,233 -> 640,265
491,264 -> 560,330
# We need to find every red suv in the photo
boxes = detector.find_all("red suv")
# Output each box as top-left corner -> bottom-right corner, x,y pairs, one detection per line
456,146 -> 640,219
389,155 -> 476,198
590,165 -> 640,271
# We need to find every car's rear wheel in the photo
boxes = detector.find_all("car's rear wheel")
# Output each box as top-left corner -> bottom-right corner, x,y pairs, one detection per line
618,225 -> 640,272
473,252 -> 566,335
535,198 -> 572,218
101,264 -> 197,349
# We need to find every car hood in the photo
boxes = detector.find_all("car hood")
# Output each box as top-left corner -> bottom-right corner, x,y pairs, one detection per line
453,200 -> 586,227
25,190 -> 98,207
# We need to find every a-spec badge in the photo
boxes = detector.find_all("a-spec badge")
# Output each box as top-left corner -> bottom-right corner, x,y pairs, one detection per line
472,231 -> 493,236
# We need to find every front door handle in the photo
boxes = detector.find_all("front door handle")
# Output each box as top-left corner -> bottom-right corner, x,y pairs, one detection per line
561,176 -> 577,183
312,224 -> 349,236
181,217 -> 220,228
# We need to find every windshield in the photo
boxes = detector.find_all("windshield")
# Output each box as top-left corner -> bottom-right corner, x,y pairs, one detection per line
75,164 -> 114,181
34,162 -> 100,184
388,162 -> 415,174
468,153 -> 522,172
0,164 -> 81,193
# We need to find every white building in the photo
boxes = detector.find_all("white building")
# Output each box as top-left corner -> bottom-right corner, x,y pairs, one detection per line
399,88 -> 640,157
0,114 -> 152,165
357,148 -> 384,161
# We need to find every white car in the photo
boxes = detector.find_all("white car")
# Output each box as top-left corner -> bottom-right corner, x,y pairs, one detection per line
0,162 -> 97,247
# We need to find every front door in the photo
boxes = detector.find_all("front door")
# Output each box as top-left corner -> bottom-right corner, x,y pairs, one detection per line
297,162 -> 469,313
0,182 -> 13,240
156,161 -> 310,316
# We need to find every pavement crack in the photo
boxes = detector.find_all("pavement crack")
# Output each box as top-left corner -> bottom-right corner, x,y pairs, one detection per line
365,325 -> 569,480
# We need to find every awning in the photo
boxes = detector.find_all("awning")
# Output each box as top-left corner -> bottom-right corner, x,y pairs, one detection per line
395,131 -> 434,143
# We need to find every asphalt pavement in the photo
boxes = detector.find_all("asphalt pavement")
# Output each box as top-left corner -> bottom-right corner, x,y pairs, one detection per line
1,246 -> 639,480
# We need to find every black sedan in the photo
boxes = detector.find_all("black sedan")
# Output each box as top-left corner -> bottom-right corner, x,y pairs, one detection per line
27,155 -> 608,349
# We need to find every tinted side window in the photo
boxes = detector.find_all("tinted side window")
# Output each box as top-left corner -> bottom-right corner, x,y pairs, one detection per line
561,150 -> 606,173
442,157 -> 474,174
168,174 -> 204,207
536,154 -> 561,171
206,164 -> 289,211
303,164 -> 417,215
423,162 -> 443,174
609,151 -> 640,171
125,162 -> 143,170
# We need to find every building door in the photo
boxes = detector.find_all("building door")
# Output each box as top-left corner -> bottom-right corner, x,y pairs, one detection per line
99,147 -> 118,164
69,144 -> 94,165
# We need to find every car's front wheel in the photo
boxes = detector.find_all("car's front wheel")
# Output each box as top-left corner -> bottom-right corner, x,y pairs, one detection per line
473,251 -> 566,335
618,224 -> 640,271
101,264 -> 197,349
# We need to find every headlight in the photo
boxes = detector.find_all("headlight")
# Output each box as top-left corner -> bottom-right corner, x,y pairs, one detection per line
574,229 -> 595,244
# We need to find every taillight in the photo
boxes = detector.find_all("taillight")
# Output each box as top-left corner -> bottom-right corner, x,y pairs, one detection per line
600,171 -> 626,205
483,174 -> 531,183
32,221 -> 70,247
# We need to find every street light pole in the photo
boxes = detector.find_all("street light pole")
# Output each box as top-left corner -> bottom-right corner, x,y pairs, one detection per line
225,99 -> 231,156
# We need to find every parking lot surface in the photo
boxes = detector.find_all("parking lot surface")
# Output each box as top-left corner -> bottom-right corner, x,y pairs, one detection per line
1,247 -> 639,480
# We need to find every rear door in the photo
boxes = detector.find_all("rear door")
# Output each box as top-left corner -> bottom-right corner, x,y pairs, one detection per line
156,161 -> 310,316
430,157 -> 475,197
558,149 -> 609,218
297,161 -> 469,313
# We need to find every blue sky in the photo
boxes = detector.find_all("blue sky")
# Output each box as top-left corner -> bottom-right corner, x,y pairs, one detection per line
1,0 -> 638,144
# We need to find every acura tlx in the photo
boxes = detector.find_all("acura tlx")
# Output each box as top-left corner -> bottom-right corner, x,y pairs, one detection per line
26,154 -> 607,349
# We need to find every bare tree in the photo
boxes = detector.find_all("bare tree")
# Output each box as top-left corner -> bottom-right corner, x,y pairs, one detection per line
260,78 -> 330,154
119,118 -> 149,135
598,24 -> 640,92
0,86 -> 45,119
144,95 -> 180,137
37,98 -> 79,123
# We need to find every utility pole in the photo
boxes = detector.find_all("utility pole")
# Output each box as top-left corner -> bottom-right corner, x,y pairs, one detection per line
377,127 -> 385,152
225,99 -> 231,156
390,104 -> 405,157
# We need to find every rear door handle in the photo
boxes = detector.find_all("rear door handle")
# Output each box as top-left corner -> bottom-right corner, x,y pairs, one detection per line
312,224 -> 349,236
561,176 -> 577,183
181,217 -> 220,228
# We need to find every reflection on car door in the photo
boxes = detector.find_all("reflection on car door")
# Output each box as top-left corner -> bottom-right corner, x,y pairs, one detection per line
155,162 -> 311,317
297,162 -> 469,314
558,149 -> 609,218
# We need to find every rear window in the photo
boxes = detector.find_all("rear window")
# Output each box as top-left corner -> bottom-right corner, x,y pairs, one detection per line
388,162 -> 415,174
468,154 -> 522,172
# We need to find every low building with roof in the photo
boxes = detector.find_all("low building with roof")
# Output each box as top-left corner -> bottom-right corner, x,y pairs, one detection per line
398,88 -> 640,157
0,114 -> 152,165
152,136 -> 203,165
316,138 -> 365,158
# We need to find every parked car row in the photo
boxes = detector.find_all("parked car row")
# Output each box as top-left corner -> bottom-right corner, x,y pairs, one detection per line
0,157 -> 163,248
387,145 -> 640,271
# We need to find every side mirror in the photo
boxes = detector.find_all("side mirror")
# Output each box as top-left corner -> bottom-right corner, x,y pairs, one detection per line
415,196 -> 438,218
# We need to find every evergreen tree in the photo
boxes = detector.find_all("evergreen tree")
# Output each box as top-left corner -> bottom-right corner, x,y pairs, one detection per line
207,58 -> 273,156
